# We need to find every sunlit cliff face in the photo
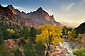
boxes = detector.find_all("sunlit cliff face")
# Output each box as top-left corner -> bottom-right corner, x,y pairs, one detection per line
7,5 -> 16,14
0,4 -> 63,28
52,22 -> 56,26
14,7 -> 63,27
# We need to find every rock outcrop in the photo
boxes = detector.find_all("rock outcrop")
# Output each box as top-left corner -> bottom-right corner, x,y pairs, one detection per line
0,4 -> 14,18
15,7 -> 63,27
0,4 -> 63,28
7,5 -> 16,14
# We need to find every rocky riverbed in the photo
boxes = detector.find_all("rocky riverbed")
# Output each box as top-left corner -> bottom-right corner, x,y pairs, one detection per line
48,42 -> 74,56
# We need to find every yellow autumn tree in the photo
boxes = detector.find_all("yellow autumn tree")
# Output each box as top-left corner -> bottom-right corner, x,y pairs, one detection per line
81,35 -> 85,48
7,29 -> 15,33
19,37 -> 29,43
68,29 -> 76,41
68,31 -> 71,40
78,34 -> 81,38
35,24 -> 64,50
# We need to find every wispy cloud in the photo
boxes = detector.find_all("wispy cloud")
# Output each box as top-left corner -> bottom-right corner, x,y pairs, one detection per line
46,9 -> 57,20
80,0 -> 85,6
2,4 -> 23,9
46,9 -> 55,15
61,22 -> 79,28
61,3 -> 75,12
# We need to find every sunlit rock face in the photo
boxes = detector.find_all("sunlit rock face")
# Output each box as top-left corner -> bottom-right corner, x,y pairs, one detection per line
0,5 -> 22,28
0,4 -> 15,18
15,7 -> 63,27
52,22 -> 56,26
4,39 -> 20,49
49,15 -> 55,21
26,7 -> 50,23
7,5 -> 16,14
24,22 -> 43,28
0,4 -> 63,28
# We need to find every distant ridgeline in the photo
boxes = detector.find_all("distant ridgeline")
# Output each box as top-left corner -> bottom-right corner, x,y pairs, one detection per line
0,4 -> 63,28
75,22 -> 85,34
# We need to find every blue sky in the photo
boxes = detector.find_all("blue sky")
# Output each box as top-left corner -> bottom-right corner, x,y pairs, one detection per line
0,0 -> 85,27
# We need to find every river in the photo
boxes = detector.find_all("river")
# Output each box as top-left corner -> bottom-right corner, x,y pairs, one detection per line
59,42 -> 74,56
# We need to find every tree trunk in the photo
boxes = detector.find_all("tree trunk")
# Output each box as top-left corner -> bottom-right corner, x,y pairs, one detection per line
48,40 -> 50,50
48,29 -> 51,50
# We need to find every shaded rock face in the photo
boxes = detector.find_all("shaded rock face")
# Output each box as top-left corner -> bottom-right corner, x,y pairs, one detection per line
26,7 -> 50,23
7,5 -> 16,14
0,4 -> 63,28
15,9 -> 27,18
0,5 -> 14,18
75,22 -> 85,34
15,7 -> 63,27
0,4 -> 1,6
0,4 -> 22,28
26,7 -> 56,23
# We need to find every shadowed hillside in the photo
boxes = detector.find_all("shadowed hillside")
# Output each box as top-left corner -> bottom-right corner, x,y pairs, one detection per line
75,22 -> 85,34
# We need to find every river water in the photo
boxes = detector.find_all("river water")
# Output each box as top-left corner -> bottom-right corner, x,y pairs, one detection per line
59,42 -> 74,56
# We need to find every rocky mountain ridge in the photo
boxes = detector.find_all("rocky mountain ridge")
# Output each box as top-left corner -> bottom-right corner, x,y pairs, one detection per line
15,6 -> 63,27
0,4 -> 63,28
0,4 -> 15,19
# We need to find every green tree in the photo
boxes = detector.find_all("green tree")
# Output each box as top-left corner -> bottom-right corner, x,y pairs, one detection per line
10,31 -> 19,39
34,41 -> 46,56
19,26 -> 30,38
14,48 -> 23,56
73,48 -> 85,56
0,37 -> 4,45
62,26 -> 68,35
0,31 -> 4,45
71,29 -> 76,40
23,42 -> 36,56
2,29 -> 11,39
0,44 -> 11,56
62,26 -> 72,35
29,27 -> 37,43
